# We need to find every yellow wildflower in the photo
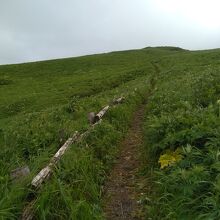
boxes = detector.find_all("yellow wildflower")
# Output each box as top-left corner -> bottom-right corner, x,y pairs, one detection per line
159,148 -> 183,169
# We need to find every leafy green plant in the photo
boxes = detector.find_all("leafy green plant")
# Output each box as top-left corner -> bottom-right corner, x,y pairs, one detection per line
143,49 -> 220,219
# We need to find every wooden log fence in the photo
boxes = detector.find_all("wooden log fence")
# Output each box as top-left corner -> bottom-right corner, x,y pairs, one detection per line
31,132 -> 79,188
94,105 -> 110,122
22,97 -> 125,219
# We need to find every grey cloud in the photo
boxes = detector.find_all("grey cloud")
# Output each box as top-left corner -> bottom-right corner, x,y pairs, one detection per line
0,0 -> 220,64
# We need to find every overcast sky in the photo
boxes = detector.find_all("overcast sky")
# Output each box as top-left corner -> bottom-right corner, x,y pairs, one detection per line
0,0 -> 220,64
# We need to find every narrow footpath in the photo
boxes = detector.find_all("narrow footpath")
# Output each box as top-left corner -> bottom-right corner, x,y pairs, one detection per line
103,104 -> 146,220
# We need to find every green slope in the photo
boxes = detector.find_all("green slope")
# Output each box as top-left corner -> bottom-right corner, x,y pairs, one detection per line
143,48 -> 220,219
0,47 -> 220,219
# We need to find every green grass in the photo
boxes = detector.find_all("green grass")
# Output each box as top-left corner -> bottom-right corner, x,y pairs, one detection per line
143,48 -> 220,219
0,48 -> 159,219
1,46 -> 220,219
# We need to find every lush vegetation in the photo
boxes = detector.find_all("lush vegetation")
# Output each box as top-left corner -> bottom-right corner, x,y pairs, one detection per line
1,46 -> 220,219
144,48 -> 220,219
0,48 -> 160,219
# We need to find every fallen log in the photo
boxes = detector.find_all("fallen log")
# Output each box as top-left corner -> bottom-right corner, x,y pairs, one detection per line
31,132 -> 79,188
23,121 -> 102,220
31,165 -> 52,188
52,133 -> 79,164
23,97 -> 125,219
91,97 -> 125,124
94,105 -> 109,122
31,119 -> 102,189
31,97 -> 124,188
112,97 -> 125,105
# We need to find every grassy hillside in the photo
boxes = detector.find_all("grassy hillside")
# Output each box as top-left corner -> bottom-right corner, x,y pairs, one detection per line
1,47 -> 220,219
0,48 -> 158,219
143,48 -> 220,219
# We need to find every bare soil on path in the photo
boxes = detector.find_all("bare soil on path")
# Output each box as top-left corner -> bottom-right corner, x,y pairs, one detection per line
103,104 -> 146,220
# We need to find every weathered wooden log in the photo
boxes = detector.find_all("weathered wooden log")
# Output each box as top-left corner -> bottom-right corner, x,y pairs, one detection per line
52,133 -> 79,164
31,120 -> 103,188
23,98 -> 124,218
31,165 -> 52,188
31,132 -> 79,188
24,121 -> 102,219
94,105 -> 109,122
30,98 -> 124,188
112,97 -> 125,105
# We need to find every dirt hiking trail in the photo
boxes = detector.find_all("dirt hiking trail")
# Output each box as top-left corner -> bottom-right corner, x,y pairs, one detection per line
103,104 -> 146,220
